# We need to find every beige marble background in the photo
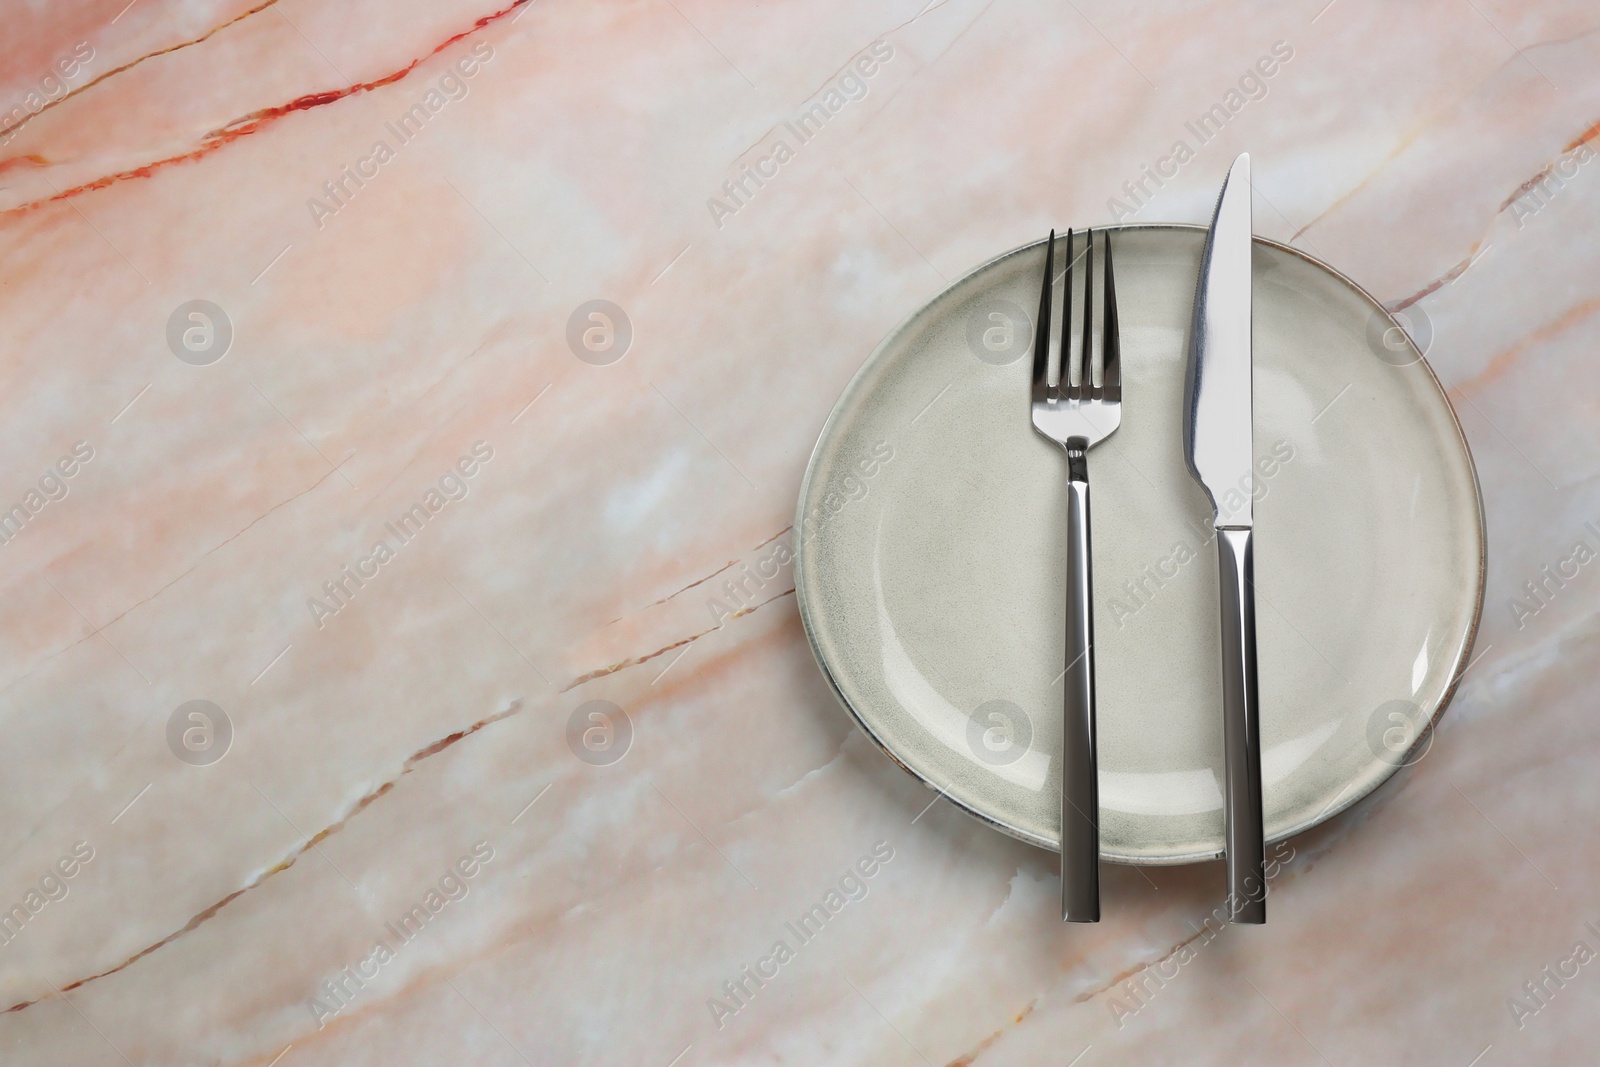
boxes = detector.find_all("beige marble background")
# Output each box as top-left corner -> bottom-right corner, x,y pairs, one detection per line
0,0 -> 1595,1064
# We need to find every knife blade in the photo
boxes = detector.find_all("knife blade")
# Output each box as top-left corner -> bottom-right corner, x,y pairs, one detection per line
1184,152 -> 1266,924
1185,153 -> 1255,525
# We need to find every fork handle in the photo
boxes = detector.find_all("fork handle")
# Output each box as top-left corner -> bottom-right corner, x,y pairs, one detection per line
1061,445 -> 1100,923
1216,527 -> 1266,924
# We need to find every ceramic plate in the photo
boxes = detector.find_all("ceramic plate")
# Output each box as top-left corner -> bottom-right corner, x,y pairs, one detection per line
794,225 -> 1484,863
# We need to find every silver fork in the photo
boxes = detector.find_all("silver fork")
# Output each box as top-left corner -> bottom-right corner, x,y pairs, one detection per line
1031,228 -> 1122,923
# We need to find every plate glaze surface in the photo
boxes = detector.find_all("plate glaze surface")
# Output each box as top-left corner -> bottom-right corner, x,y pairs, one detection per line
795,225 -> 1484,863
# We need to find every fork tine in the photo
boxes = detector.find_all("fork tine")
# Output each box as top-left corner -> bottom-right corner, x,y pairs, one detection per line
1033,230 -> 1053,404
1061,229 -> 1074,399
1076,228 -> 1094,399
1103,231 -> 1121,401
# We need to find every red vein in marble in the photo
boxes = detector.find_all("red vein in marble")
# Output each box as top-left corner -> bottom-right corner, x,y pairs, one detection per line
1071,924 -> 1213,1009
596,527 -> 796,629
1,698 -> 524,1015
1386,242 -> 1490,313
1291,27 -> 1600,246
1497,119 -> 1600,211
249,612 -> 815,1056
1450,294 -> 1600,394
562,587 -> 796,692
1287,127 -> 1423,245
0,0 -> 530,217
1389,114 -> 1600,313
945,999 -> 1037,1067
5,527 -> 796,1012
647,526 -> 792,609
0,0 -> 285,145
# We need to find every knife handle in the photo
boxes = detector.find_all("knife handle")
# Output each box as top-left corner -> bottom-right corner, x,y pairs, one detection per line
1061,445 -> 1100,923
1216,527 -> 1266,924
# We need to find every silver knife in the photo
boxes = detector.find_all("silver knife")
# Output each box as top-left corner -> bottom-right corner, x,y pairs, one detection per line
1183,152 -> 1266,924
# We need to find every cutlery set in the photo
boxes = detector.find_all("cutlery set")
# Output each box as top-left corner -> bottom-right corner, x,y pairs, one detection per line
1037,153 -> 1266,924
796,147 -> 1481,930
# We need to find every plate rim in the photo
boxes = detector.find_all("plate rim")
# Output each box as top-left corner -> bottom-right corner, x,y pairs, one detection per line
793,221 -> 1487,864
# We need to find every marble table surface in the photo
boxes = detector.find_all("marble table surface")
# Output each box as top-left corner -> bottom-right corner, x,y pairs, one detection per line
1,0 -> 1597,1064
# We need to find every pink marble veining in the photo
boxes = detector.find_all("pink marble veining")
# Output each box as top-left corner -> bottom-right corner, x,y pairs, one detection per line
0,0 -> 1597,1064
